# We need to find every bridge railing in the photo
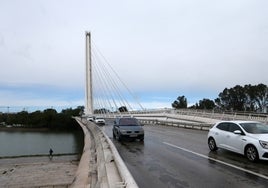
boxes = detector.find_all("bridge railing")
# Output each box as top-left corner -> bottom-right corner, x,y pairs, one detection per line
104,109 -> 268,131
171,109 -> 268,123
113,108 -> 268,123
138,118 -> 212,131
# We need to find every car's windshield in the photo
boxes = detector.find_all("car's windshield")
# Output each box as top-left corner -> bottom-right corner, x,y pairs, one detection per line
119,118 -> 140,126
240,122 -> 268,134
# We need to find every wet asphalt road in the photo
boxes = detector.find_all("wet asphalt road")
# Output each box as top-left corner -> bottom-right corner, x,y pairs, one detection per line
102,121 -> 268,188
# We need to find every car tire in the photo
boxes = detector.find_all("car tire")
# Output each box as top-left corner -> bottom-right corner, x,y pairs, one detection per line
115,132 -> 122,141
118,135 -> 122,142
208,137 -> 218,151
245,145 -> 259,162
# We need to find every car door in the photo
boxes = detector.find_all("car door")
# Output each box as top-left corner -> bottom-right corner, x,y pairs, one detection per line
226,123 -> 244,154
215,122 -> 230,149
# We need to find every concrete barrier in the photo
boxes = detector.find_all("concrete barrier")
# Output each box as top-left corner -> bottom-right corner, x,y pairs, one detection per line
71,119 -> 92,188
102,132 -> 138,188
72,118 -> 138,188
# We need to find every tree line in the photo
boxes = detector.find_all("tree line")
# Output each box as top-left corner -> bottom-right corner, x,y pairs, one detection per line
0,106 -> 84,130
172,83 -> 268,113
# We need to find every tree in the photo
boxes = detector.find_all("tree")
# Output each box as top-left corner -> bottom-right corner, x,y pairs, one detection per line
172,95 -> 187,109
0,106 -> 84,130
43,108 -> 58,128
245,84 -> 268,113
216,83 -> 268,112
244,84 -> 256,111
15,111 -> 29,125
216,85 -> 246,111
198,98 -> 215,109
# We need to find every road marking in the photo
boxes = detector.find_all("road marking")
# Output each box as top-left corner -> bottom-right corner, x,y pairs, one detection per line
163,142 -> 268,180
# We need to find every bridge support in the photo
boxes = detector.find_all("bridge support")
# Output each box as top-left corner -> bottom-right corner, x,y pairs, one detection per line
85,32 -> 93,115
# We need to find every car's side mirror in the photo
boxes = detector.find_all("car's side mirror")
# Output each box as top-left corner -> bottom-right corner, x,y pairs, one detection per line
234,130 -> 242,135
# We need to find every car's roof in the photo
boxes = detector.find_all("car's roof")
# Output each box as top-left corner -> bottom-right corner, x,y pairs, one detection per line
216,120 -> 260,124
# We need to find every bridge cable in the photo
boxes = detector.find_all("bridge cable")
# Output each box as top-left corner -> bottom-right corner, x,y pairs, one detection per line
92,41 -> 144,111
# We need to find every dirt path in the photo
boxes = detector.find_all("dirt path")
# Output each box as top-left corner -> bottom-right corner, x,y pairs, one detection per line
0,155 -> 79,188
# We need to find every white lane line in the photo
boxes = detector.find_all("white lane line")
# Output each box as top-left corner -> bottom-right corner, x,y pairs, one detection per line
163,142 -> 268,180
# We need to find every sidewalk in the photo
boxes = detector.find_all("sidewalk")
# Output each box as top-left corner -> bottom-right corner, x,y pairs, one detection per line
0,155 -> 79,188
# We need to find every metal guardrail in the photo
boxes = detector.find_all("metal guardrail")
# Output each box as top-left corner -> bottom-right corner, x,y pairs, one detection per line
138,119 -> 212,131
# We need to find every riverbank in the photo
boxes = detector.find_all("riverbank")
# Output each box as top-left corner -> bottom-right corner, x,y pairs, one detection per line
0,154 -> 80,187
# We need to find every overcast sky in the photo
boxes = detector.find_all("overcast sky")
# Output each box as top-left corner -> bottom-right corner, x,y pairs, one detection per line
0,0 -> 268,112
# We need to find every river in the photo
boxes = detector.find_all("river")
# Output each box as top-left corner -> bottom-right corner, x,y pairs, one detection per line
0,129 -> 84,157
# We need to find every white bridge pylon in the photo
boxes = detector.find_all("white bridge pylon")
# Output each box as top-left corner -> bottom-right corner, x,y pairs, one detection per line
85,32 -> 93,115
85,32 -> 144,116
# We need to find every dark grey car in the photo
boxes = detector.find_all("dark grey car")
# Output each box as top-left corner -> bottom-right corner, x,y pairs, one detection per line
113,117 -> 144,141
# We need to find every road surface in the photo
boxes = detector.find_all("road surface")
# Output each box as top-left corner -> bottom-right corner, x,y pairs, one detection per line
103,121 -> 268,188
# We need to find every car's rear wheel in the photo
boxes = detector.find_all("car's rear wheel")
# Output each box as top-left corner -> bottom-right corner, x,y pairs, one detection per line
208,137 -> 218,151
245,145 -> 259,162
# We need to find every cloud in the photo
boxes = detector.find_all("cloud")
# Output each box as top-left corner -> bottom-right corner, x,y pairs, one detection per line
0,0 -> 268,111
0,83 -> 84,111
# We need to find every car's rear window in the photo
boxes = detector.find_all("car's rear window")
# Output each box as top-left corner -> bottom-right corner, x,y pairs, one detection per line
119,118 -> 140,126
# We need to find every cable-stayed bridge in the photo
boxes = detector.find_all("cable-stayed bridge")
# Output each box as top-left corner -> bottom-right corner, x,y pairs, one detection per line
70,32 -> 268,188
84,32 -> 268,123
